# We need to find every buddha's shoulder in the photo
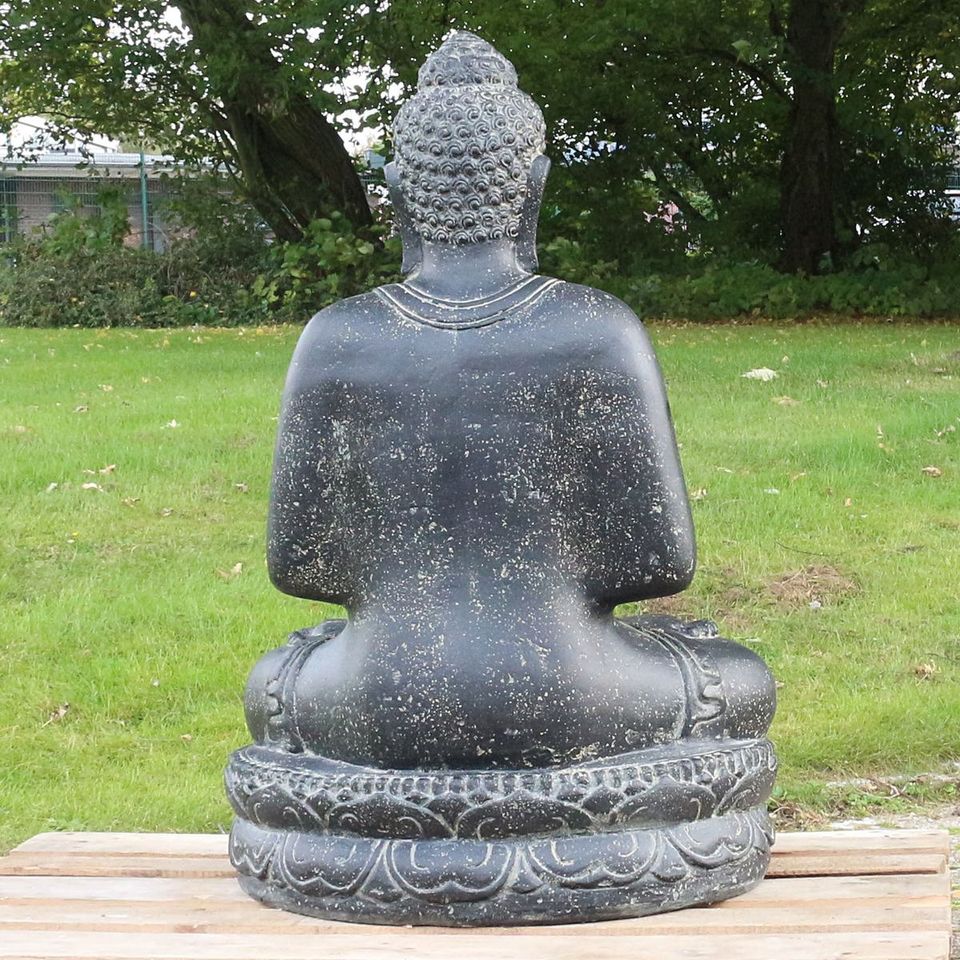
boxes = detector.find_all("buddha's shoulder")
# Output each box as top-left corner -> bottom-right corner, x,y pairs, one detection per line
535,279 -> 656,357
541,280 -> 640,324
302,290 -> 389,331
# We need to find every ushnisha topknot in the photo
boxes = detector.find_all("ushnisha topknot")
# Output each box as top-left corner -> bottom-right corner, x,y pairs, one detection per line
393,31 -> 546,245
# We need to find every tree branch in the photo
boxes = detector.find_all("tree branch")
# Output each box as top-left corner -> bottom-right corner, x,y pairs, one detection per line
689,46 -> 790,101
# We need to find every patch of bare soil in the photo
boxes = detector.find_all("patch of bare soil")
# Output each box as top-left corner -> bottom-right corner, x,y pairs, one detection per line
640,594 -> 694,619
639,570 -> 762,635
767,564 -> 858,609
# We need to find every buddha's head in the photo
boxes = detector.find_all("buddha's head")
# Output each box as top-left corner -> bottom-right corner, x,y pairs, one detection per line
388,32 -> 549,268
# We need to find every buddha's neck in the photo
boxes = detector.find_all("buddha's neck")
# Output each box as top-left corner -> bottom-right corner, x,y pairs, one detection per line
407,239 -> 530,301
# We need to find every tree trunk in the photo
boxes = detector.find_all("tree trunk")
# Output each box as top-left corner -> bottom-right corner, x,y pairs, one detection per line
778,0 -> 845,273
176,0 -> 372,241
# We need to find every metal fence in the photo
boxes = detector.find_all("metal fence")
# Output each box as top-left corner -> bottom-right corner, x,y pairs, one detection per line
0,173 -> 176,251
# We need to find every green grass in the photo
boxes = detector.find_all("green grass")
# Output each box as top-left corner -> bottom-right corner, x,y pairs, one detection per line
2,322 -> 959,849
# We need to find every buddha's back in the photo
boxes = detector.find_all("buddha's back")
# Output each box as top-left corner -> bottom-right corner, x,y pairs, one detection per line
269,278 -> 694,612
259,277 -> 702,768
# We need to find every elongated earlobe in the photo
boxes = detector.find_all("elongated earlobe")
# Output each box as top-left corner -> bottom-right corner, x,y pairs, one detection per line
385,161 -> 422,275
517,154 -> 550,272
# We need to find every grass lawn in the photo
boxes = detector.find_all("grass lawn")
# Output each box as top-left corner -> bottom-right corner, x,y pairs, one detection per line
1,321 -> 959,850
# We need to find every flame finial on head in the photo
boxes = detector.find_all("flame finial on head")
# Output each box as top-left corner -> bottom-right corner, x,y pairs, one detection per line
392,32 -> 546,245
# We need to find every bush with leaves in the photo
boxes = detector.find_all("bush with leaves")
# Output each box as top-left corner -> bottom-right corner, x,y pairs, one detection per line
256,213 -> 401,318
621,247 -> 960,321
2,171 -> 957,327
0,176 -> 402,328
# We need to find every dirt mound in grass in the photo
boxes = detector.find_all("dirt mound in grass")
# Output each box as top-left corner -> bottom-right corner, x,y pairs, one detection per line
768,564 -> 858,608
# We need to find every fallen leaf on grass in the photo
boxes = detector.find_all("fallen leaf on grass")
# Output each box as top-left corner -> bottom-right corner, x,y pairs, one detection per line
764,488 -> 780,495
216,562 -> 244,581
41,703 -> 70,726
921,465 -> 943,477
99,384 -> 113,392
159,507 -> 173,517
772,396 -> 799,406
73,405 -> 88,414
742,368 -> 778,381
234,482 -> 249,493
180,734 -> 193,743
45,482 -> 58,493
80,482 -> 104,492
690,487 -> 708,501
163,419 -> 180,429
913,662 -> 938,680
121,497 -> 141,507
98,464 -> 117,475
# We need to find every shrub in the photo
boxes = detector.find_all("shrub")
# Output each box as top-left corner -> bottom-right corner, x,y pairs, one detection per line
1,179 -> 957,327
618,252 -> 960,321
0,190 -> 401,328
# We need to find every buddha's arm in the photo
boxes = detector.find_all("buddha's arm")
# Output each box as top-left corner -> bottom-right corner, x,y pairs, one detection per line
266,311 -> 355,606
572,295 -> 696,608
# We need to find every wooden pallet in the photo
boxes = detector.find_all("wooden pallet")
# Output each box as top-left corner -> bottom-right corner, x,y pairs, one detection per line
0,829 -> 951,959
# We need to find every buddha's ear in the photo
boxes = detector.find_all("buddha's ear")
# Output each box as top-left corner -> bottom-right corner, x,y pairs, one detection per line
516,154 -> 550,273
385,161 -> 422,275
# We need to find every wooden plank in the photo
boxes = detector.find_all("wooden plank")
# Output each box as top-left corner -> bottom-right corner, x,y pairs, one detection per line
0,876 -> 242,903
0,929 -> 950,960
772,830 -> 948,853
12,828 -> 949,858
1,846 -> 946,880
0,896 -> 947,936
770,830 -> 950,877
11,834 -> 228,858
769,851 -> 947,877
0,855 -> 233,879
0,871 -> 944,906
0,830 -> 949,878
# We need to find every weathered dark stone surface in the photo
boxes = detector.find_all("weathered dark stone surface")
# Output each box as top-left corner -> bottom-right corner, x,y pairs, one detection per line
226,30 -> 777,926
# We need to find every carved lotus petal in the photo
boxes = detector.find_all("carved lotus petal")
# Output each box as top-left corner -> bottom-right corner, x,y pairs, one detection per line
609,776 -> 717,827
715,761 -> 777,814
457,791 -> 593,839
424,792 -> 473,829
244,783 -> 323,830
668,811 -> 763,868
578,785 -> 626,818
388,839 -> 514,902
527,829 -> 659,887
278,833 -> 382,896
328,793 -> 453,839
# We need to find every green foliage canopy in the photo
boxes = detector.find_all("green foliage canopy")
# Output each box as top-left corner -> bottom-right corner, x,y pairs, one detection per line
1,0 -> 958,269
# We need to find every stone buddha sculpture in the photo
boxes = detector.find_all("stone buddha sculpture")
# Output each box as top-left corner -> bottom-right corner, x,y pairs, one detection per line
226,31 -> 777,926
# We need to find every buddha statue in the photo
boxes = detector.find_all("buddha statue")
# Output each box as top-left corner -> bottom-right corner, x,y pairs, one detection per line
225,31 -> 777,926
